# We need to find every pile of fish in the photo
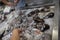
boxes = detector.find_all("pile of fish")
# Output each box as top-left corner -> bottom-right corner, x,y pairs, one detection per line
0,6 -> 55,40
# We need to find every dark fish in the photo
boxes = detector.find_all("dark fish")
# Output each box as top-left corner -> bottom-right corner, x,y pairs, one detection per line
0,31 -> 5,39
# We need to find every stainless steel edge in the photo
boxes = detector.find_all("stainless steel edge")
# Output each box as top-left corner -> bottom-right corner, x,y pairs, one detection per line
52,0 -> 59,40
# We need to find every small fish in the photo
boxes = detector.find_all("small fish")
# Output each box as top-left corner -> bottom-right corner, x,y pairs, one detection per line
0,31 -> 5,39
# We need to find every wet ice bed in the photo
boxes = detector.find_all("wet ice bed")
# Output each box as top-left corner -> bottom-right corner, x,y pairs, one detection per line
0,6 -> 55,40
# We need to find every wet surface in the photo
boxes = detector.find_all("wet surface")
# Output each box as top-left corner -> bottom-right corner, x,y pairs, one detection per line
0,6 -> 55,40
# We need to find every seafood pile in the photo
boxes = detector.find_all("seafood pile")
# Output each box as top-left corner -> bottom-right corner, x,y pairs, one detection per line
0,6 -> 55,40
